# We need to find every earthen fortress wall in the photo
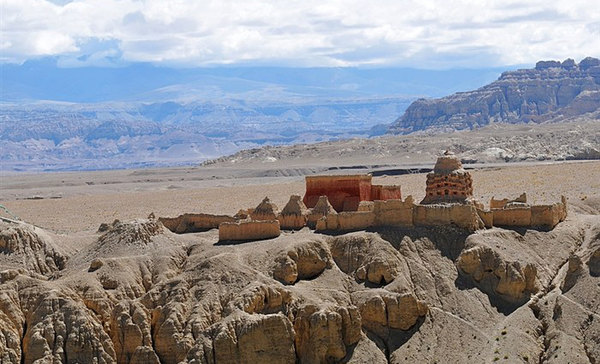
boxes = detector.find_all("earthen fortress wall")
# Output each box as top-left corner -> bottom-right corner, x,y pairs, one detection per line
160,153 -> 568,241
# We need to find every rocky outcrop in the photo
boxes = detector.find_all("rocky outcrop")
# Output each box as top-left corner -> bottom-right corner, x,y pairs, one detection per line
97,218 -> 164,247
352,289 -> 428,333
389,57 -> 600,134
211,313 -> 296,364
1,208 -> 598,363
588,225 -> 600,276
0,220 -> 67,275
272,239 -> 332,284
328,233 -> 409,286
457,243 -> 539,303
292,304 -> 361,364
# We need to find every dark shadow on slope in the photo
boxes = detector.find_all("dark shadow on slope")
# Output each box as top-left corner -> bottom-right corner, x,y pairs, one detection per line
374,225 -> 471,261
454,271 -> 524,315
492,225 -> 553,236
386,316 -> 427,354
214,237 -> 277,246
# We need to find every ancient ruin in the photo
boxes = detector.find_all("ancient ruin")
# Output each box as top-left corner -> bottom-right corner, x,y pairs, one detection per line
303,174 -> 401,212
250,197 -> 279,221
160,152 -> 568,241
278,195 -> 309,230
421,151 -> 473,204
159,213 -> 236,233
218,220 -> 281,241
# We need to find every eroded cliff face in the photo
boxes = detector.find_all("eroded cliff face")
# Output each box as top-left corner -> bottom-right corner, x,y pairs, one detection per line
1,212 -> 599,363
389,57 -> 600,134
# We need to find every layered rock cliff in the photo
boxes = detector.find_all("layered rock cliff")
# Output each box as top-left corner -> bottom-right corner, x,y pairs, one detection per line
389,57 -> 600,134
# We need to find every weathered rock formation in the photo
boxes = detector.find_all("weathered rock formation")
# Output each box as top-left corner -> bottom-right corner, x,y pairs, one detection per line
389,57 -> 600,134
328,233 -> 410,286
457,243 -> 538,304
1,211 -> 598,363
272,238 -> 332,285
0,219 -> 67,275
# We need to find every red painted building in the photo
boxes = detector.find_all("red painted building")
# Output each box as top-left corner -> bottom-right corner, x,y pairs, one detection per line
303,174 -> 402,212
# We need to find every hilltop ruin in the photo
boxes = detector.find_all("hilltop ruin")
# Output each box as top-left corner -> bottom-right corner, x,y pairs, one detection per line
421,151 -> 474,204
160,152 -> 567,241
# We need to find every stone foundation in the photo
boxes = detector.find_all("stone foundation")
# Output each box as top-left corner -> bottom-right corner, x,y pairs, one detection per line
278,215 -> 307,230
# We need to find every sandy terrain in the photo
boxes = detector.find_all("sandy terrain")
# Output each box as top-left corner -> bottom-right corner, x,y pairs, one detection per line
1,160 -> 598,233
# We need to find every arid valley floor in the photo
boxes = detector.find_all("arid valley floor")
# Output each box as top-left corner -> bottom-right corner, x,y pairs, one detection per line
1,159 -> 600,363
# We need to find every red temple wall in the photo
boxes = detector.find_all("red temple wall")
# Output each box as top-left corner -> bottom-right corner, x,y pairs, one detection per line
303,175 -> 401,212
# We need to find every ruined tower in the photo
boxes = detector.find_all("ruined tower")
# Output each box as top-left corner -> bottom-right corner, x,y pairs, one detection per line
421,151 -> 473,204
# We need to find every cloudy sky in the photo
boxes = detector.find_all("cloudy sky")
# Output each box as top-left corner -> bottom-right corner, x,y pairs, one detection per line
2,0 -> 599,68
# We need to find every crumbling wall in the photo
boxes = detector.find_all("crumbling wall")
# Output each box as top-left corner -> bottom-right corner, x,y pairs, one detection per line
218,220 -> 281,241
160,213 -> 236,233
278,215 -> 307,230
531,200 -> 567,229
413,204 -> 484,231
491,207 -> 532,227
476,209 -> 493,228
357,201 -> 374,212
372,197 -> 414,227
490,193 -> 527,209
371,185 -> 402,201
314,215 -> 339,231
336,211 -> 375,231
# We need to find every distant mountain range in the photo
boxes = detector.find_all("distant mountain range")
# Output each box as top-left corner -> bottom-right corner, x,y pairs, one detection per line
0,98 -> 412,171
0,60 -> 507,172
389,57 -> 600,134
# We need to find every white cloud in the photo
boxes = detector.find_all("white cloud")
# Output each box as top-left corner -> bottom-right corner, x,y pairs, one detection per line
1,0 -> 599,68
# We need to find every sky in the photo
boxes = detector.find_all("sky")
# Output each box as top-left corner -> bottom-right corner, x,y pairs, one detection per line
1,0 -> 599,69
